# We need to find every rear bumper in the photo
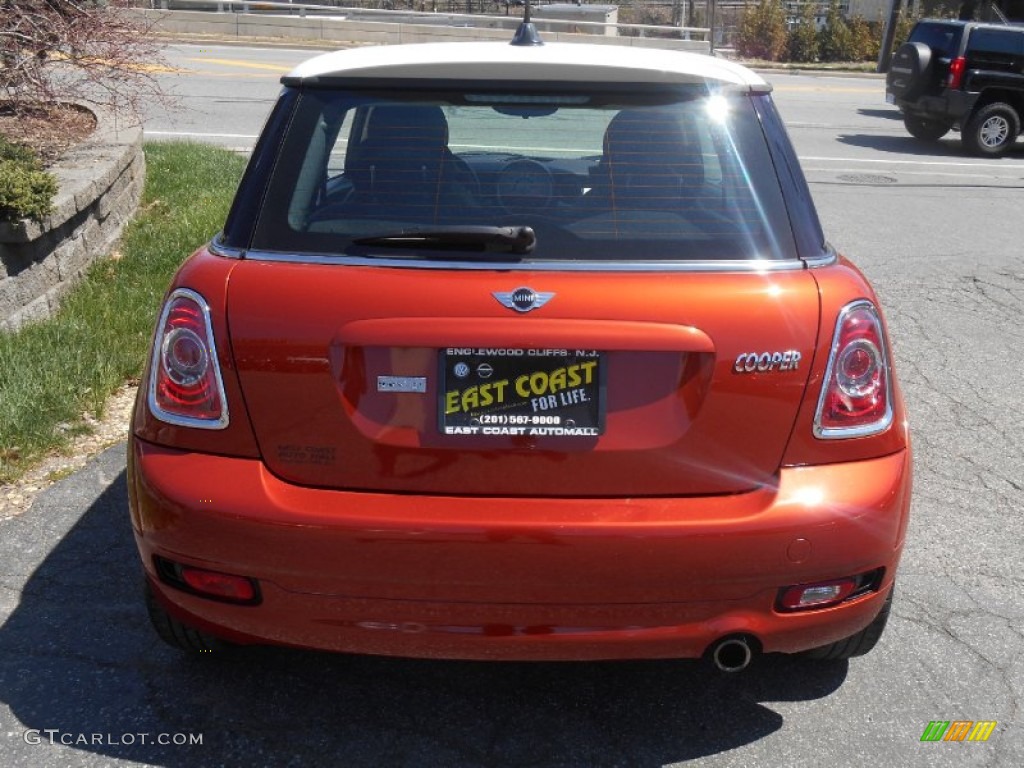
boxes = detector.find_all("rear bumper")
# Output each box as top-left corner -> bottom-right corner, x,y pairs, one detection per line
894,90 -> 977,124
129,438 -> 911,660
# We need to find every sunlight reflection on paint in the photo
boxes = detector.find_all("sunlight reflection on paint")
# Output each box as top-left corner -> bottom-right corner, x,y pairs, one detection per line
789,486 -> 826,507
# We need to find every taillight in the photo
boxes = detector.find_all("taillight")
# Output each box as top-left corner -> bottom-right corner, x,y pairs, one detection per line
147,288 -> 229,429
814,300 -> 893,439
947,56 -> 966,89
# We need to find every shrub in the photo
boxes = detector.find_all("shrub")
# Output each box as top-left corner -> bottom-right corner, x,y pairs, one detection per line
0,1 -> 166,121
849,16 -> 881,61
787,2 -> 821,63
736,0 -> 789,61
0,135 -> 38,167
818,1 -> 855,62
0,137 -> 57,222
892,8 -> 917,51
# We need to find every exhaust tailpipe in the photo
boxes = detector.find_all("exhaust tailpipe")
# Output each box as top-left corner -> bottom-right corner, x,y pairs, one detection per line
710,636 -> 755,673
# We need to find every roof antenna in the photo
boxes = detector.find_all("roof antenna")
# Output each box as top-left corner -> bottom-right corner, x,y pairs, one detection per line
510,0 -> 544,47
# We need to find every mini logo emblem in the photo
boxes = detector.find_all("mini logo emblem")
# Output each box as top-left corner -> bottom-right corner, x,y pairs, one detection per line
494,287 -> 555,313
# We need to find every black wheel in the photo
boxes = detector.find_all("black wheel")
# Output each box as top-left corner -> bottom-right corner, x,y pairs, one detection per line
804,587 -> 893,661
903,114 -> 952,142
145,581 -> 231,653
888,42 -> 933,102
963,102 -> 1021,157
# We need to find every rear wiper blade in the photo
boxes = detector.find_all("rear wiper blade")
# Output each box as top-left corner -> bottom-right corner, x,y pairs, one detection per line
351,225 -> 536,256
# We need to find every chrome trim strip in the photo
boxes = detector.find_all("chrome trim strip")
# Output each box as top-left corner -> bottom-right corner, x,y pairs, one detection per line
208,235 -> 244,260
239,250 -> 806,273
812,299 -> 895,440
803,244 -> 839,270
147,288 -> 231,431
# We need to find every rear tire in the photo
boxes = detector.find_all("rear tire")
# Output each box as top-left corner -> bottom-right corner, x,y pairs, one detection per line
145,581 -> 232,653
903,114 -> 952,142
804,587 -> 893,661
963,102 -> 1020,157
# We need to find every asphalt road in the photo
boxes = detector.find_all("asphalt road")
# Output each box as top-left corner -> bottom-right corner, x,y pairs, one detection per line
1,43 -> 1022,768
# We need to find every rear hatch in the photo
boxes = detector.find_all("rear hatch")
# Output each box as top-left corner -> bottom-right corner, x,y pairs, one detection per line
227,265 -> 819,497
222,70 -> 820,497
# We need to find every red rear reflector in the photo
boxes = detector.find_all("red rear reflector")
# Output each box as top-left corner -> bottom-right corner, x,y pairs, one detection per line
814,300 -> 893,439
180,566 -> 258,603
148,288 -> 229,429
948,57 -> 966,89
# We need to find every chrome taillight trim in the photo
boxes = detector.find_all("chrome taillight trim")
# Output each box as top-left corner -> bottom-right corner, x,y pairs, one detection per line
147,288 -> 230,430
813,299 -> 894,440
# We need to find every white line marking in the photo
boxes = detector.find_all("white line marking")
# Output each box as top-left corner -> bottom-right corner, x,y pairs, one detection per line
799,154 -> 1024,169
805,168 -> 1020,181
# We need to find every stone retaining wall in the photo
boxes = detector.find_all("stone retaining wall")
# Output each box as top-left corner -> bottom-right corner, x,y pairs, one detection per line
0,111 -> 144,333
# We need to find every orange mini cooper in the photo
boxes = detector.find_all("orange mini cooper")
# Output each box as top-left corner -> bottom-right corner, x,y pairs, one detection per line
129,28 -> 911,671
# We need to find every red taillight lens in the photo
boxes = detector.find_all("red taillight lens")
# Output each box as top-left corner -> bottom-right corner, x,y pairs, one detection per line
148,288 -> 229,429
947,56 -> 966,89
814,301 -> 893,439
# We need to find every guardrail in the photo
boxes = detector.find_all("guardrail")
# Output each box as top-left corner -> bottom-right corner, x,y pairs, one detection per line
142,0 -> 711,42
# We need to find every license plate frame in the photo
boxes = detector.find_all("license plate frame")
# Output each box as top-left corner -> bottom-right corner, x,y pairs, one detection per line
439,348 -> 605,437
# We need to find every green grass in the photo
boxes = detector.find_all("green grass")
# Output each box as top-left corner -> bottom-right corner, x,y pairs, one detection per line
0,142 -> 247,483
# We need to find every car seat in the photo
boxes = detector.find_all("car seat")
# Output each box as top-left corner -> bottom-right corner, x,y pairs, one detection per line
344,104 -> 477,221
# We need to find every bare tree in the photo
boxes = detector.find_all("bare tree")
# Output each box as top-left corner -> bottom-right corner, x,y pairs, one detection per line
0,1 -> 168,122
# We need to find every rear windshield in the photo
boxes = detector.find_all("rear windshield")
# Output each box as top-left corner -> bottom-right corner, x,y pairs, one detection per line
248,86 -> 797,263
910,22 -> 964,58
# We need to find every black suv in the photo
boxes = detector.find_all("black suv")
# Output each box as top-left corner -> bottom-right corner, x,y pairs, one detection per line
886,20 -> 1024,156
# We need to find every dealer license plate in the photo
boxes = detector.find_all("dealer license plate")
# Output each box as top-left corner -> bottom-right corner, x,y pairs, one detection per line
440,348 -> 605,437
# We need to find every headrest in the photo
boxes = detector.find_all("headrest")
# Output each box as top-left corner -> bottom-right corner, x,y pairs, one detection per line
603,108 -> 699,171
363,104 -> 449,150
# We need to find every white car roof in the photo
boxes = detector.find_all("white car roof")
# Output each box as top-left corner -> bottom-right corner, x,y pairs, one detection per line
283,42 -> 770,92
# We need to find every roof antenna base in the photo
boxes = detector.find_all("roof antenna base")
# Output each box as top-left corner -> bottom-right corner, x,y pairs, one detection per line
510,2 -> 545,47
